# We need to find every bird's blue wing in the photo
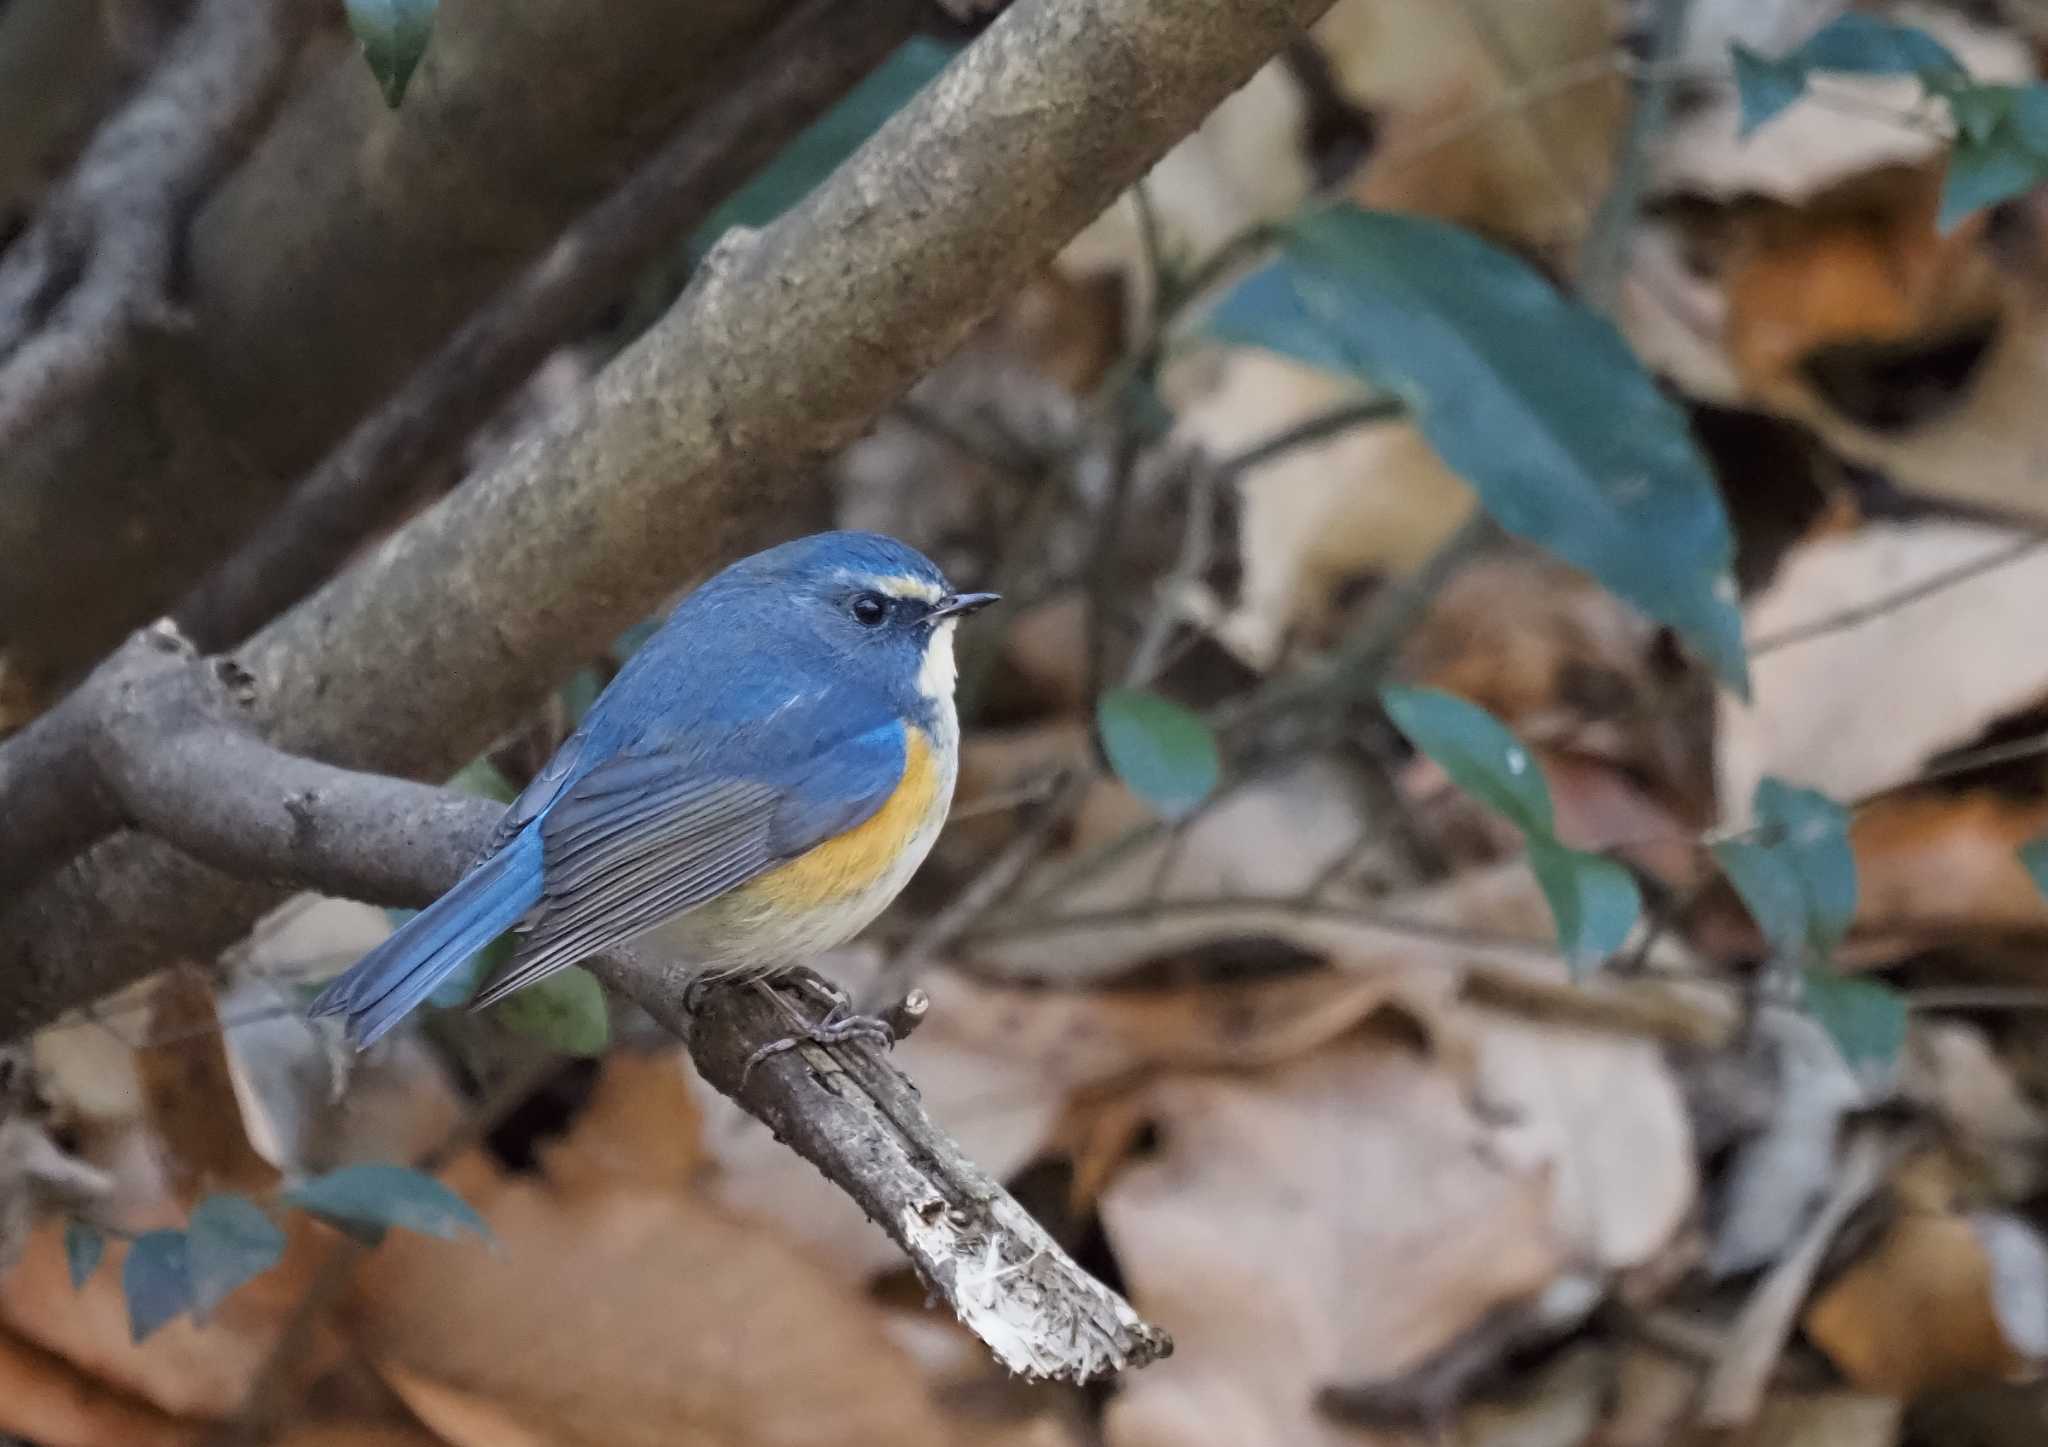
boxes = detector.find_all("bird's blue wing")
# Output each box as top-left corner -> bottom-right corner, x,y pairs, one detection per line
467,722 -> 908,1008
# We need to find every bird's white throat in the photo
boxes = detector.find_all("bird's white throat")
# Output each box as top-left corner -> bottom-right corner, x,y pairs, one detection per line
918,617 -> 960,706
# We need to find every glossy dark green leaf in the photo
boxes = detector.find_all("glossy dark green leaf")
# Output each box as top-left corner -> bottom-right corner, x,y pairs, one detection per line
490,966 -> 610,1056
285,1163 -> 490,1246
2009,85 -> 2048,155
1380,686 -> 1553,838
2018,832 -> 2048,901
1208,207 -> 1746,693
122,1230 -> 191,1343
1731,47 -> 1811,135
1802,967 -> 1908,1072
1096,688 -> 1221,821
1941,118 -> 2048,231
64,1219 -> 104,1289
1527,836 -> 1643,975
343,0 -> 438,109
186,1195 -> 286,1319
1733,14 -> 1962,134
1711,777 -> 1857,965
691,37 -> 958,250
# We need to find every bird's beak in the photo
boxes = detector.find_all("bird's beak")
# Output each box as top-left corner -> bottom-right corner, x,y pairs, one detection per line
931,591 -> 1000,620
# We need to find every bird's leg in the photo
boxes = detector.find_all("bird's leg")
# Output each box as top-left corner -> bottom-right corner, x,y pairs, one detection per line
738,967 -> 898,1086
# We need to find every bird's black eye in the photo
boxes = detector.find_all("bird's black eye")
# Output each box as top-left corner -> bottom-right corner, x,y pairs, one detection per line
850,592 -> 888,626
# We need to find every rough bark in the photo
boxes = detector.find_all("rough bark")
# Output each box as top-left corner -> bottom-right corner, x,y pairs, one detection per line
1,0 -> 1332,1030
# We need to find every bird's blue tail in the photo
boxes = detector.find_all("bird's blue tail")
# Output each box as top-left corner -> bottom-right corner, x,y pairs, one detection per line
309,831 -> 543,1049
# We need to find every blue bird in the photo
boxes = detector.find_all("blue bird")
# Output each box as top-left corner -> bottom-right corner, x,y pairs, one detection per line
309,532 -> 998,1049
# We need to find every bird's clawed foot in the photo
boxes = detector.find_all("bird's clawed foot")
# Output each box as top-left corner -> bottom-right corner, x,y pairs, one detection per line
738,970 -> 897,1087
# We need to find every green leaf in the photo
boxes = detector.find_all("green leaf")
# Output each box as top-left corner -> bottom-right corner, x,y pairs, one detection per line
1731,46 -> 1812,135
1945,82 -> 2016,146
185,1195 -> 285,1319
447,755 -> 518,804
1733,13 -> 1964,134
285,1163 -> 490,1247
64,1220 -> 104,1289
1941,120 -> 2048,231
1793,13 -> 1960,80
1527,836 -> 1643,975
343,0 -> 438,109
489,967 -> 610,1056
1208,207 -> 1747,693
691,37 -> 958,250
2008,85 -> 2048,156
2018,832 -> 2048,899
122,1230 -> 191,1343
1802,967 -> 1908,1073
1095,688 -> 1221,821
1379,686 -> 1553,838
1711,777 -> 1857,965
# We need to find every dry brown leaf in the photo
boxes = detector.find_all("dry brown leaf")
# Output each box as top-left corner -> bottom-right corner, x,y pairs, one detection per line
1719,522 -> 2048,810
1804,1209 -> 2025,1396
0,1327 -> 202,1447
1165,349 -> 1474,669
345,1166 -> 959,1447
1849,790 -> 2048,947
1329,0 -> 1619,252
0,1207 -> 340,1420
1099,1032 -> 1565,1447
1470,1012 -> 1696,1273
271,1427 -> 449,1447
135,967 -> 278,1198
1722,1392 -> 1903,1447
535,1047 -> 705,1198
688,964 -> 1448,1278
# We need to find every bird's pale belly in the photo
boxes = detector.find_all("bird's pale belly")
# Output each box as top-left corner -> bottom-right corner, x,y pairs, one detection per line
644,723 -> 956,980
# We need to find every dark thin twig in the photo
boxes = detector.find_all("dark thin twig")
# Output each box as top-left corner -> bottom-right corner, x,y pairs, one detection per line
1212,395 -> 1406,480
1578,0 -> 1689,310
1750,533 -> 2048,658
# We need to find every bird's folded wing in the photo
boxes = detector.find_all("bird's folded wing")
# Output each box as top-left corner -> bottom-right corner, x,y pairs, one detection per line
468,724 -> 906,1007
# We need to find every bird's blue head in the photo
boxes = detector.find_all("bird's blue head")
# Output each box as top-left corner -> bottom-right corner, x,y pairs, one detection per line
702,532 -> 999,727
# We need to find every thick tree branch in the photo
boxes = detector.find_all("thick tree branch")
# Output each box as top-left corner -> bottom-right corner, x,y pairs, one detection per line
1,0 -> 1333,1030
173,0 -> 929,650
0,0 -> 318,445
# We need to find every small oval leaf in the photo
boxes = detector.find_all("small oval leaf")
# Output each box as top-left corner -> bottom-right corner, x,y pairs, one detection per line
1379,686 -> 1553,839
1208,208 -> 1747,693
65,1219 -> 104,1289
1527,837 -> 1642,974
122,1230 -> 192,1343
490,966 -> 610,1057
344,0 -> 438,109
284,1163 -> 490,1245
1096,688 -> 1221,821
1712,777 -> 1857,965
186,1195 -> 286,1319
1801,967 -> 1907,1075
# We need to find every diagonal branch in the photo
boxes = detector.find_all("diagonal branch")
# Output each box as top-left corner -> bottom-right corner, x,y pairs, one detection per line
172,0 -> 930,651
0,0 -> 319,447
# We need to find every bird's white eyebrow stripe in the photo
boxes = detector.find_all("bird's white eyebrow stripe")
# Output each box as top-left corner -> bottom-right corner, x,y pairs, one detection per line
855,572 -> 943,603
